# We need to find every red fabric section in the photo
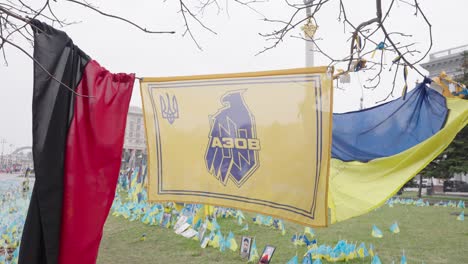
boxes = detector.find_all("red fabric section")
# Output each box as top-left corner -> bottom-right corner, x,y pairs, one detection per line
59,60 -> 134,264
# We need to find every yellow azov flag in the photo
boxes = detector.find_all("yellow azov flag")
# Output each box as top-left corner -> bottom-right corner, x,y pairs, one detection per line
140,67 -> 333,227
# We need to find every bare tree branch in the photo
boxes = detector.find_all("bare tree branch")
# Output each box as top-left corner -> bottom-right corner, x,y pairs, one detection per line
178,0 -> 217,50
1,0 -> 435,102
0,34 -> 92,97
64,0 -> 175,34
254,0 -> 433,100
0,0 -> 176,97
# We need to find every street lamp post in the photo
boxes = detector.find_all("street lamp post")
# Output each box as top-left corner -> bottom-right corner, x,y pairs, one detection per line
0,138 -> 6,169
304,0 -> 314,67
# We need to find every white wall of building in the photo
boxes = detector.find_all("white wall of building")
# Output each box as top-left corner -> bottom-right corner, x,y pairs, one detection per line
124,106 -> 146,151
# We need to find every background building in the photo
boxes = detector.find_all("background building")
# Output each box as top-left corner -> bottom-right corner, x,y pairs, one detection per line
420,45 -> 468,187
420,44 -> 468,79
0,147 -> 33,173
122,106 -> 147,169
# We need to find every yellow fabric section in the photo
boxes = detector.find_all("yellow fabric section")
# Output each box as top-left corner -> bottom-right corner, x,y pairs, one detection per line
141,68 -> 333,227
329,98 -> 468,223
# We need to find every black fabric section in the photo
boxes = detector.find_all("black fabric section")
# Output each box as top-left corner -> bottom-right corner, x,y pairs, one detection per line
18,186 -> 47,263
19,19 -> 90,264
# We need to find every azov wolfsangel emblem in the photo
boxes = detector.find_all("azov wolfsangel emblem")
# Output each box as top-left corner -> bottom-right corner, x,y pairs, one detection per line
205,91 -> 261,187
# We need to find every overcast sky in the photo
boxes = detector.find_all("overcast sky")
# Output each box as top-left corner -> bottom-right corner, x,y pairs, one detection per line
1,0 -> 467,151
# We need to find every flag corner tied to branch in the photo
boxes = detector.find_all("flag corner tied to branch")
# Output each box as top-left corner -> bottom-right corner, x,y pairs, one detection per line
141,67 -> 334,227
19,19 -> 134,264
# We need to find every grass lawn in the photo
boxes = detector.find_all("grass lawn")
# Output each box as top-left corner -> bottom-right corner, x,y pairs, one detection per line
97,203 -> 468,264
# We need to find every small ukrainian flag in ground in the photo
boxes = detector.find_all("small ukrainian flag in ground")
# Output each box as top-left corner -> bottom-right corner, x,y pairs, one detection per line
237,210 -> 245,219
390,222 -> 400,234
301,253 -> 312,264
372,225 -> 383,238
305,227 -> 315,238
401,252 -> 408,264
287,255 -> 299,264
193,218 -> 202,230
140,233 -> 147,241
209,231 -> 220,248
369,244 -> 375,257
308,239 -> 318,250
292,233 -> 306,246
357,242 -> 369,258
241,223 -> 249,231
12,248 -> 19,263
206,219 -> 215,231
312,258 -> 322,264
457,211 -> 464,221
237,215 -> 243,226
458,200 -> 465,209
219,235 -> 226,252
212,218 -> 221,230
248,238 -> 259,263
279,220 -> 286,236
371,254 -> 382,264
253,215 -> 263,225
226,231 -> 238,252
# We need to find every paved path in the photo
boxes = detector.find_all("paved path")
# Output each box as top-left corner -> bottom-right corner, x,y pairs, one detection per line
0,173 -> 23,181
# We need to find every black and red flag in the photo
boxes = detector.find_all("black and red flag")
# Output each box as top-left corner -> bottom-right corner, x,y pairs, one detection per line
19,20 -> 134,264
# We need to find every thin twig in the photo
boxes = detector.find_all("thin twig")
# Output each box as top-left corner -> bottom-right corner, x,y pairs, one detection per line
64,0 -> 175,34
0,34 -> 93,98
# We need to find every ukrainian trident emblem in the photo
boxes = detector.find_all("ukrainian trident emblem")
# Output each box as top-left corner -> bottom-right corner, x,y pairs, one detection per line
159,93 -> 179,125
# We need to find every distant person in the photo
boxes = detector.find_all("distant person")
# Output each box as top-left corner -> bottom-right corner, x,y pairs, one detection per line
21,168 -> 30,196
22,177 -> 30,196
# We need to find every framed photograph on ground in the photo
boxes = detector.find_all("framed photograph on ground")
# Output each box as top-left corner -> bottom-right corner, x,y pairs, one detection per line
200,237 -> 210,248
198,223 -> 207,241
173,215 -> 188,230
175,223 -> 191,235
181,228 -> 198,238
239,236 -> 252,259
161,213 -> 172,227
258,245 -> 276,264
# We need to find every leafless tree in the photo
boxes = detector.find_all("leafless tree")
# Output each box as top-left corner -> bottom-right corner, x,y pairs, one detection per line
255,0 -> 432,102
1,0 -> 433,99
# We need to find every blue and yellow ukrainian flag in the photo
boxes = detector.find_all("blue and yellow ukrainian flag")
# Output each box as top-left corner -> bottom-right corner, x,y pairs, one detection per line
329,81 -> 468,223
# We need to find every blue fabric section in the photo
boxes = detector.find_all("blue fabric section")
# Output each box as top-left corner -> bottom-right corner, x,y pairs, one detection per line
332,83 -> 448,162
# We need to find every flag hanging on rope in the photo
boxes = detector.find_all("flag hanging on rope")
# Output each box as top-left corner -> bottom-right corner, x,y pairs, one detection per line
329,81 -> 468,223
141,67 -> 333,227
19,20 -> 134,264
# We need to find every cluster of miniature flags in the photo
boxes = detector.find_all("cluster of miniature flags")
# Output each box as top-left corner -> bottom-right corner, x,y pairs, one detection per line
112,169 -> 467,263
286,239 -> 386,264
386,197 -> 465,221
112,187 -> 400,264
287,228 -> 408,264
252,214 -> 286,235
111,181 -> 268,262
371,222 -> 400,238
116,171 -> 289,262
0,180 -> 32,264
387,197 -> 465,209
0,166 -> 465,264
